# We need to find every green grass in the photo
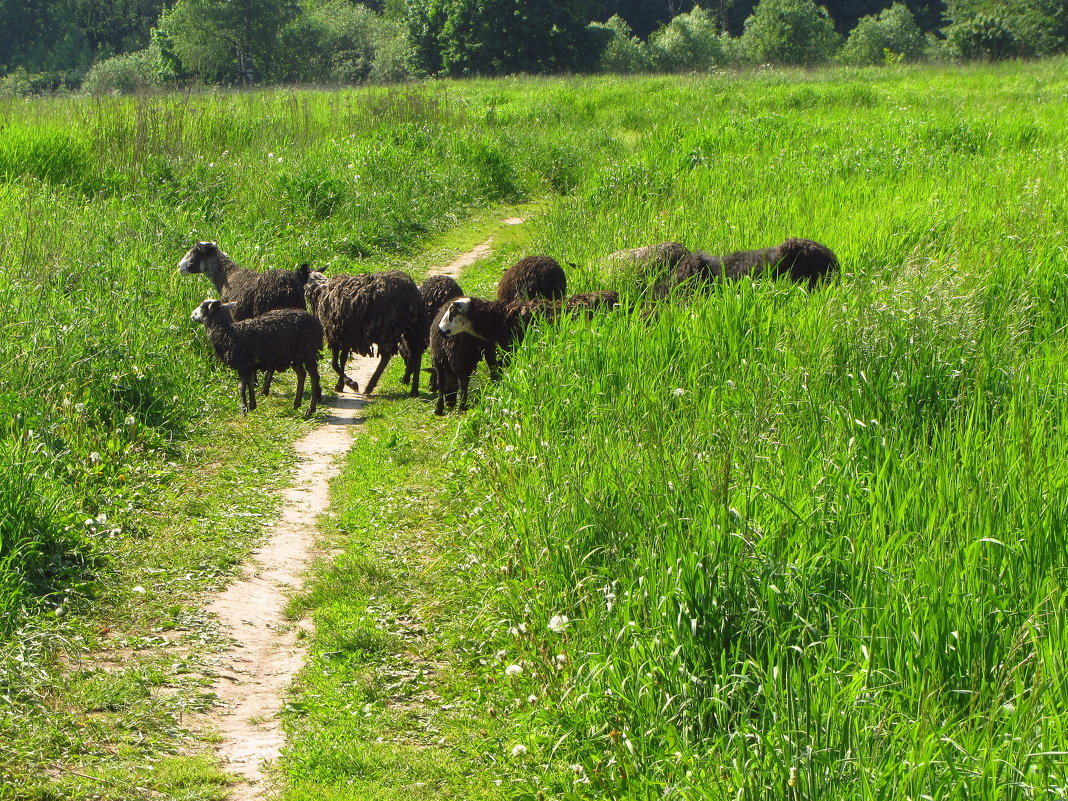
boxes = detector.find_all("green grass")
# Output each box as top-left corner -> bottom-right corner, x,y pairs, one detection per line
283,61 -> 1068,801
2,60 -> 1068,799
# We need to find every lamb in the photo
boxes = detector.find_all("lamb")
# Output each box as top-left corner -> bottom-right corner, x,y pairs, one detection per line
496,255 -> 567,303
191,299 -> 322,418
673,238 -> 838,290
304,269 -> 425,397
178,241 -> 311,396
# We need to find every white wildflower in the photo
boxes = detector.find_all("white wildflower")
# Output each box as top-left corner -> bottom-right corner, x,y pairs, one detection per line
510,744 -> 527,758
673,388 -> 686,396
505,664 -> 522,676
548,614 -> 569,634
527,694 -> 538,705
88,452 -> 101,464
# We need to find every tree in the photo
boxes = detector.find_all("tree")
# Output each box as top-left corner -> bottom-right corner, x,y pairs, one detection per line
156,0 -> 299,83
405,0 -> 608,77
592,14 -> 654,72
839,2 -> 927,63
649,5 -> 726,70
738,0 -> 841,64
943,0 -> 1067,57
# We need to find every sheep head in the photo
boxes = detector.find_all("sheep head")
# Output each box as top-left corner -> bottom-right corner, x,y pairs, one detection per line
191,298 -> 237,324
178,241 -> 220,275
438,298 -> 483,340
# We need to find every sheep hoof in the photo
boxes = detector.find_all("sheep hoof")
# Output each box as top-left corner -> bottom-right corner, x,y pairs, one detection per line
345,378 -> 360,392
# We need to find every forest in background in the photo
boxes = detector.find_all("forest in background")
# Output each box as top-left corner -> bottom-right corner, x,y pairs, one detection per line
0,0 -> 1065,94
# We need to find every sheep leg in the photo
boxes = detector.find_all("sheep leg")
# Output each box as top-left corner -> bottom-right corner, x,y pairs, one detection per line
259,369 -> 274,397
332,348 -> 358,393
406,349 -> 422,397
362,352 -> 393,396
458,372 -> 471,412
239,369 -> 257,413
293,364 -> 306,410
306,361 -> 320,418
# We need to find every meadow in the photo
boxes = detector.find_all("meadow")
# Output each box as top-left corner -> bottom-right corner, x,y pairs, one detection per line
1,61 -> 1067,799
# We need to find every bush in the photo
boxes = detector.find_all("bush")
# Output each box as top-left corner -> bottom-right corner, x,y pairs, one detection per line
839,3 -> 928,65
275,2 -> 411,84
0,69 -> 34,98
81,49 -> 159,95
649,6 -> 727,71
739,0 -> 841,65
945,13 -> 1021,59
593,15 -> 654,73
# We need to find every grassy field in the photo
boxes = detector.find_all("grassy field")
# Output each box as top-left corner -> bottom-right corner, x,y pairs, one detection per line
1,60 -> 1067,799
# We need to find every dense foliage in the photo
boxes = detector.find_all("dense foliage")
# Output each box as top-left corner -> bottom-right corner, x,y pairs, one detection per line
4,0 -> 1068,91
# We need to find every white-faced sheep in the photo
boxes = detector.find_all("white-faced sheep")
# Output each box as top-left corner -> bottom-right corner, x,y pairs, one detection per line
304,269 -> 424,397
191,299 -> 322,418
178,241 -> 310,318
673,238 -> 838,290
399,274 -> 491,391
496,255 -> 567,303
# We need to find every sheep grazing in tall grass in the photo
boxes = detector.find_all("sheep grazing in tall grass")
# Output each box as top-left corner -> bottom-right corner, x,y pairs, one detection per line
674,238 -> 838,290
191,299 -> 322,418
432,291 -> 619,414
305,269 -> 424,397
496,255 -> 567,303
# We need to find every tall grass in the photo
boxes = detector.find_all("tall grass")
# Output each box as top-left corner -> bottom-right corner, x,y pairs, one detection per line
0,82 -> 610,636
437,62 -> 1068,798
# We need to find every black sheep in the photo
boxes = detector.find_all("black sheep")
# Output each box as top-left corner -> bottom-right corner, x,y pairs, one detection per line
674,238 -> 838,290
496,255 -> 567,303
178,241 -> 311,396
399,274 -> 482,390
191,299 -> 322,418
305,270 -> 424,397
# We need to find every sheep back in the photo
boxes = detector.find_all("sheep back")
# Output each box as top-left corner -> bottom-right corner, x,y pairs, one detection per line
496,256 -> 567,303
316,270 -> 422,357
674,238 -> 838,290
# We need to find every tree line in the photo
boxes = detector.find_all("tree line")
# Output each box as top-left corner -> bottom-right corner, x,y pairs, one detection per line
0,0 -> 1065,94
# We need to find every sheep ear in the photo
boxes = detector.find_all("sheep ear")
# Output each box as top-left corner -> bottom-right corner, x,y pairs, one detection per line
220,301 -> 238,311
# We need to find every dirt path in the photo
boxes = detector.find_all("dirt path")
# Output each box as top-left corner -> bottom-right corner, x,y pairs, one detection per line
205,229 -> 512,799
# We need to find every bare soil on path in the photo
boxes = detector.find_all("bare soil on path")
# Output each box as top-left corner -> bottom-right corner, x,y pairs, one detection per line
204,230 -> 511,799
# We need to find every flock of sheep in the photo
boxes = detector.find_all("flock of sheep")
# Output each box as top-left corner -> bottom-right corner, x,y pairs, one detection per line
180,237 -> 838,418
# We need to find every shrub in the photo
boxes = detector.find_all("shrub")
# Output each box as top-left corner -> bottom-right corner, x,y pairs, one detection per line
739,0 -> 842,65
592,15 -> 654,73
945,13 -> 1021,59
81,49 -> 159,95
649,6 -> 727,71
839,3 -> 928,65
0,68 -> 34,98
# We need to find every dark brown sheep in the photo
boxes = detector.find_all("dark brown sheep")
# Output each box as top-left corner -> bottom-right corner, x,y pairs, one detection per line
399,274 -> 477,390
674,238 -> 838,290
178,241 -> 311,397
496,255 -> 567,303
178,241 -> 309,320
191,299 -> 322,418
305,270 -> 424,397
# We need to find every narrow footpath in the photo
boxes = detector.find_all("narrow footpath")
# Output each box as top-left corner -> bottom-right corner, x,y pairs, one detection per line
203,227 -> 515,799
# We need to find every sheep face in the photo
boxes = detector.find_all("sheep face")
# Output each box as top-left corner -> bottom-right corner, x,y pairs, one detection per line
178,241 -> 219,275
191,298 -> 236,324
438,298 -> 481,339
